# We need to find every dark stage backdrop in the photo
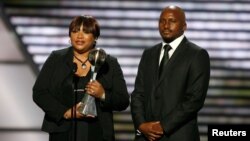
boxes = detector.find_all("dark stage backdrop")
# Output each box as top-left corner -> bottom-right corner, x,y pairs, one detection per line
2,0 -> 250,141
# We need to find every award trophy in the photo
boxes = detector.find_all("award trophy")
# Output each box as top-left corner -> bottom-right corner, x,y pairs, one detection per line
78,48 -> 106,117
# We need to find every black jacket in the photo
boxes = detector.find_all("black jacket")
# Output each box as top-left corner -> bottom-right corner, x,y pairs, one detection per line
131,37 -> 210,141
33,47 -> 129,141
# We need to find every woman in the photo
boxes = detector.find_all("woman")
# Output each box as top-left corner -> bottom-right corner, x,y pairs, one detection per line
33,15 -> 129,141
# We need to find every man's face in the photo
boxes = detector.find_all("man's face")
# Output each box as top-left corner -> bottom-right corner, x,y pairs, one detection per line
158,8 -> 186,43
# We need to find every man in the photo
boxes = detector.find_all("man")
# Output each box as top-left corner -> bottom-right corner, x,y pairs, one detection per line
131,5 -> 210,141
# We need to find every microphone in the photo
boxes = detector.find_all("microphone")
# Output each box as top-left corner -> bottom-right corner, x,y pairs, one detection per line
71,63 -> 78,141
72,63 -> 77,73
72,62 -> 79,91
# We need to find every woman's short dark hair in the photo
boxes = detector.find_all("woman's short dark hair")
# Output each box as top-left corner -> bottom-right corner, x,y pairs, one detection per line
69,15 -> 100,39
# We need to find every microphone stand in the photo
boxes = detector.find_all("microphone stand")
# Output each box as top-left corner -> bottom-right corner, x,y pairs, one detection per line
71,63 -> 78,141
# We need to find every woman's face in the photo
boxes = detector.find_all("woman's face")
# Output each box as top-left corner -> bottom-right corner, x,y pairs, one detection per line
70,24 -> 95,54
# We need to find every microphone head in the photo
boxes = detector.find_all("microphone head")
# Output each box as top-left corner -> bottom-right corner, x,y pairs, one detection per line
73,63 -> 78,73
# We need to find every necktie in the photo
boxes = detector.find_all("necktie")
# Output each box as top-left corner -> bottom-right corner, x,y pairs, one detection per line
159,45 -> 172,77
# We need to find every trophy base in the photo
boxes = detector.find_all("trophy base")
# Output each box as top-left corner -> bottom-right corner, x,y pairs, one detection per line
78,102 -> 97,117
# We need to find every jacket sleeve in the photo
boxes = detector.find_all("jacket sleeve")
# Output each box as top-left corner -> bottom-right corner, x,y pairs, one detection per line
32,52 -> 68,124
131,50 -> 147,129
99,56 -> 130,111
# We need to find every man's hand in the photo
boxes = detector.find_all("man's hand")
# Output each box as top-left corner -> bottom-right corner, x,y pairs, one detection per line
139,121 -> 164,141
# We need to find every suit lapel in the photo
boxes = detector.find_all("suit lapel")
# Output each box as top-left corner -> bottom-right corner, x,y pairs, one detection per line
57,47 -> 74,86
64,47 -> 74,73
152,43 -> 163,83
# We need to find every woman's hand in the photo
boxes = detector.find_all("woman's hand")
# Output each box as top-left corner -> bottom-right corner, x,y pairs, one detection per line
85,80 -> 105,99
63,103 -> 84,119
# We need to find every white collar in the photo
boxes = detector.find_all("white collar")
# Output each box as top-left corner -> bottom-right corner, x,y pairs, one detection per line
161,34 -> 185,50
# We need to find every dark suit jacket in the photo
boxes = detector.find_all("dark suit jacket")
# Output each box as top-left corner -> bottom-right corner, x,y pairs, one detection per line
33,47 -> 129,141
131,37 -> 210,141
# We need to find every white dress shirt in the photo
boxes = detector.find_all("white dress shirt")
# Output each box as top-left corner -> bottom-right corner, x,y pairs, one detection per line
159,34 -> 185,65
